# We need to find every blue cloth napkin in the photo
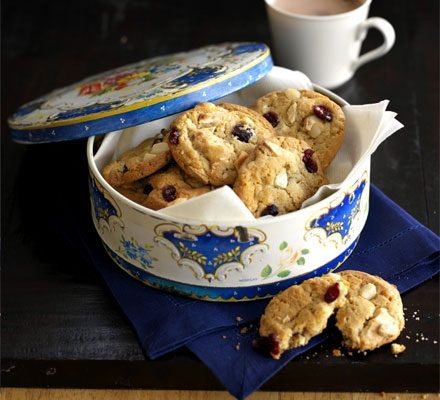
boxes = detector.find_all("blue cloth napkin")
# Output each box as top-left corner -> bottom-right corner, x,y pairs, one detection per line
187,186 -> 440,399
52,184 -> 439,399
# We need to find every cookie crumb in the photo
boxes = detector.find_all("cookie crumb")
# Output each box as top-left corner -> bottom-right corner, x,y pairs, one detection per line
391,343 -> 406,355
348,351 -> 353,356
235,316 -> 243,322
222,335 -> 227,339
235,343 -> 241,351
240,326 -> 249,334
332,349 -> 342,357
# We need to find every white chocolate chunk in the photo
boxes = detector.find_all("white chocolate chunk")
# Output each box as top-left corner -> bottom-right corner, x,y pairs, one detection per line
363,307 -> 399,343
285,88 -> 301,100
309,123 -> 322,138
263,141 -> 284,156
286,103 -> 297,124
303,115 -> 322,131
360,283 -> 377,300
375,308 -> 400,337
274,170 -> 288,189
150,142 -> 169,154
142,153 -> 157,161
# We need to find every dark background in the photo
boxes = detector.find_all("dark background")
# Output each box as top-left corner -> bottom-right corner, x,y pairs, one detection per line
2,0 -> 438,233
2,0 -> 439,392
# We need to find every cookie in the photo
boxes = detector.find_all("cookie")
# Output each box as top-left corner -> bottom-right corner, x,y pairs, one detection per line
258,273 -> 349,359
116,177 -> 152,207
118,166 -> 211,210
336,270 -> 405,351
233,136 -> 328,217
102,131 -> 172,187
166,102 -> 276,186
252,89 -> 345,169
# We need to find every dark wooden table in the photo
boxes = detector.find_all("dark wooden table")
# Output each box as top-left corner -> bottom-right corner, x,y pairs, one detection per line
2,0 -> 439,393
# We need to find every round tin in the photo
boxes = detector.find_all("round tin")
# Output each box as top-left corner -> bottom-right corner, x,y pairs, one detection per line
87,69 -> 370,302
8,43 -> 370,302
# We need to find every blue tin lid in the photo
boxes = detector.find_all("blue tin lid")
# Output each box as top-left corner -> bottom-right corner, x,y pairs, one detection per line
9,42 -> 272,144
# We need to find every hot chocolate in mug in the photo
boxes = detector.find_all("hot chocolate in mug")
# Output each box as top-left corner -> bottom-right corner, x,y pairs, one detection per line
265,0 -> 395,88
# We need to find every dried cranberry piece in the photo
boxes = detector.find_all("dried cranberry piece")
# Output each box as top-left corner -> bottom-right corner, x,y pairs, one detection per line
269,333 -> 280,356
304,149 -> 314,158
168,129 -> 180,145
302,149 -> 318,173
232,124 -> 254,143
143,183 -> 153,195
263,111 -> 279,127
324,282 -> 340,303
252,334 -> 280,356
261,204 -> 279,217
313,105 -> 332,122
162,185 -> 177,202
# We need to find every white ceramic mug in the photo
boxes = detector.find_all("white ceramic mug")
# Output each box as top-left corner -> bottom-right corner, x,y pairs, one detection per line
265,0 -> 395,88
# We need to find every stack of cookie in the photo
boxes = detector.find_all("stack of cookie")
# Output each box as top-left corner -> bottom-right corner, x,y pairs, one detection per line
102,89 -> 345,217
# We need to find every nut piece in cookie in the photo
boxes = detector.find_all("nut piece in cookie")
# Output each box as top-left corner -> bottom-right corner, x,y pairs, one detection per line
252,89 -> 345,169
102,131 -> 172,187
233,136 -> 328,217
167,102 -> 276,186
336,270 -> 405,352
257,273 -> 349,359
118,166 -> 211,210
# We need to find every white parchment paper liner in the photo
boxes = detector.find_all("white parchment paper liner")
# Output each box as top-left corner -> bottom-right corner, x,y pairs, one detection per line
95,67 -> 404,223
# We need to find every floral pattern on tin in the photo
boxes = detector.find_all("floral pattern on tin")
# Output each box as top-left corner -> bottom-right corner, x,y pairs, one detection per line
154,224 -> 268,282
118,236 -> 157,270
260,241 -> 310,280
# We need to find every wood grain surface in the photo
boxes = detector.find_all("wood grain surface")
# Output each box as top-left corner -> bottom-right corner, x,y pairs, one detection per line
1,389 -> 438,400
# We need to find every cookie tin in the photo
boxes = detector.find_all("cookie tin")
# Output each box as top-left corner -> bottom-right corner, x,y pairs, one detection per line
87,66 -> 370,301
9,43 -> 370,302
8,42 -> 272,143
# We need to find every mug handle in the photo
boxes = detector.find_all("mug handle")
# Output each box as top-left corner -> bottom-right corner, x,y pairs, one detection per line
353,17 -> 396,71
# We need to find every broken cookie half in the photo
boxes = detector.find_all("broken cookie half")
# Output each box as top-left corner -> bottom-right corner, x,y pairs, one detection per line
336,270 -> 405,351
257,273 -> 349,359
